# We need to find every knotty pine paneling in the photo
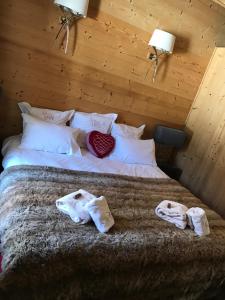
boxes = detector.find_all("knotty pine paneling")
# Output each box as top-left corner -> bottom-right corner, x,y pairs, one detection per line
212,0 -> 225,8
0,0 -> 225,141
176,48 -> 225,217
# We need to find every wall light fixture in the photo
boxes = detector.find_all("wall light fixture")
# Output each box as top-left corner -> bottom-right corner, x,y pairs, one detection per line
54,0 -> 89,54
148,29 -> 176,82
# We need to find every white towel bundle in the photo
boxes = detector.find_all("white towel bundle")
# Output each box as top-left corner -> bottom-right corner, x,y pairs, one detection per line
187,207 -> 210,236
56,190 -> 114,233
56,189 -> 95,224
85,196 -> 115,233
155,200 -> 188,229
155,200 -> 210,235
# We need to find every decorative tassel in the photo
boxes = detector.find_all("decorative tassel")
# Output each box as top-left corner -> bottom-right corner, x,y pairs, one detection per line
152,47 -> 159,83
55,13 -> 80,54
65,23 -> 70,54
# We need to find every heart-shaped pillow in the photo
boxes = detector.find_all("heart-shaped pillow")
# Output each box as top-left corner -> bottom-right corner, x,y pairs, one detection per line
86,131 -> 115,158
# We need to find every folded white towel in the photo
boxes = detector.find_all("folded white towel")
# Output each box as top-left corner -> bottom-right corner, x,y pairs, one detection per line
85,196 -> 114,233
56,189 -> 95,224
187,207 -> 210,236
155,200 -> 188,229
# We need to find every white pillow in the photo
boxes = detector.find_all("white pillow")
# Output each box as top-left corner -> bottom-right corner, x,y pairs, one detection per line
111,123 -> 145,139
20,114 -> 81,156
108,136 -> 157,166
18,102 -> 74,125
70,111 -> 118,147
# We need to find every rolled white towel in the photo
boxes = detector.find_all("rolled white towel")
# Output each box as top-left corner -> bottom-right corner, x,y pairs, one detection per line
155,200 -> 188,229
56,189 -> 95,224
85,196 -> 114,233
187,207 -> 210,236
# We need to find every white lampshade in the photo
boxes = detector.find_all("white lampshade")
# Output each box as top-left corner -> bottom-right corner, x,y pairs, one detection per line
54,0 -> 89,17
148,29 -> 175,54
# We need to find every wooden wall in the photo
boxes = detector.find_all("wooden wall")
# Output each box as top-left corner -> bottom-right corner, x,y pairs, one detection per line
0,0 -> 225,141
212,0 -> 225,8
176,48 -> 225,217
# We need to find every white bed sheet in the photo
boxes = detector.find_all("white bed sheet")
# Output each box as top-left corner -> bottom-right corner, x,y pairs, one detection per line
1,135 -> 168,179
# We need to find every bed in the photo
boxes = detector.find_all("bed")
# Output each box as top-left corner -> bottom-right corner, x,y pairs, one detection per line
1,135 -> 168,179
1,135 -> 225,300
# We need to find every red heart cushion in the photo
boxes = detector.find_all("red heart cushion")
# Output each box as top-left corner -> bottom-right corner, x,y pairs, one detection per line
86,131 -> 115,158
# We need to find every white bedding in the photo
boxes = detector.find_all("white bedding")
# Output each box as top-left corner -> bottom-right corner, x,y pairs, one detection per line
1,135 -> 168,179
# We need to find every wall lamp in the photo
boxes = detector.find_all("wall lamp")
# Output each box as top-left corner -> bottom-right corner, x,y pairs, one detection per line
148,29 -> 176,83
54,0 -> 89,54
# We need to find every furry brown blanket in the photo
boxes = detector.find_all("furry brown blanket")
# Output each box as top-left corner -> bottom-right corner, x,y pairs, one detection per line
0,165 -> 225,300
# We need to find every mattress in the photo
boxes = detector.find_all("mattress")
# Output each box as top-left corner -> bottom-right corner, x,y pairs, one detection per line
1,135 -> 168,179
0,165 -> 225,300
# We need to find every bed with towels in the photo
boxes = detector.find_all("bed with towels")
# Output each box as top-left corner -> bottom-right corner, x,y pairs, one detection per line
1,103 -> 225,299
1,165 -> 225,299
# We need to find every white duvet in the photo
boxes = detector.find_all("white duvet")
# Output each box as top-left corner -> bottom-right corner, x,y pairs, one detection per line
1,135 -> 168,179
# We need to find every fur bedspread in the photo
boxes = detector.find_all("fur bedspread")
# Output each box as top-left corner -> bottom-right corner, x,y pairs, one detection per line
0,165 -> 225,300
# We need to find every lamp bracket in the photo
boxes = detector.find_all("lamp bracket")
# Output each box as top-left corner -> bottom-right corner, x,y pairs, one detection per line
55,7 -> 83,54
149,53 -> 157,61
147,29 -> 175,83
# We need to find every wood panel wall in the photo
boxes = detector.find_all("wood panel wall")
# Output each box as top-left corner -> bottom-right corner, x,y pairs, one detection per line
212,0 -> 225,8
176,48 -> 225,217
0,0 -> 225,141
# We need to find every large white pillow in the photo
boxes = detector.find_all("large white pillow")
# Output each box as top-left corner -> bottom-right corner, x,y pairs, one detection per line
70,111 -> 118,147
108,136 -> 157,166
20,114 -> 81,156
111,123 -> 145,139
18,102 -> 74,125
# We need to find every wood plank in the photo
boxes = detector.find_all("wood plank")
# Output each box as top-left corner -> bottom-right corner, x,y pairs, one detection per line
176,47 -> 225,217
212,0 -> 225,9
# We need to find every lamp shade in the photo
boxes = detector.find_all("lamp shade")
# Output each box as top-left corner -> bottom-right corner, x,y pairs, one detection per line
54,0 -> 89,17
148,29 -> 175,54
